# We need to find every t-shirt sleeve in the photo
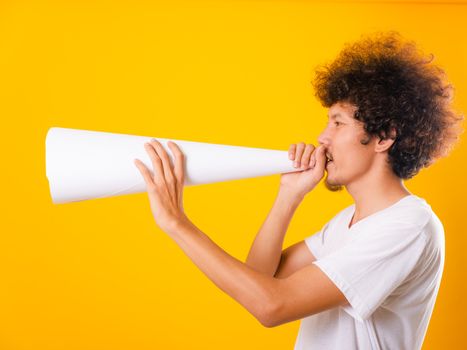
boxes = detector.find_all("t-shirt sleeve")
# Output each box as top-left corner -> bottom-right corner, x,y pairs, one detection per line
305,221 -> 330,260
312,219 -> 430,321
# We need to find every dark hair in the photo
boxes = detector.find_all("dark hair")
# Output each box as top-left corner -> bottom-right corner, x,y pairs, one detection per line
312,31 -> 464,179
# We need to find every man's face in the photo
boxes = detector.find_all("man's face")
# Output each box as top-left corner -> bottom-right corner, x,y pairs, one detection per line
318,101 -> 376,192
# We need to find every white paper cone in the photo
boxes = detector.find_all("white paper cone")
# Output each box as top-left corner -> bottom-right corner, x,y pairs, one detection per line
45,127 -> 302,204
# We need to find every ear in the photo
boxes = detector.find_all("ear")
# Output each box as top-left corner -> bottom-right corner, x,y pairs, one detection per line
374,128 -> 396,153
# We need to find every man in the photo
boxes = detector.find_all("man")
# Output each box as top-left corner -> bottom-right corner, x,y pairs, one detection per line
134,31 -> 463,349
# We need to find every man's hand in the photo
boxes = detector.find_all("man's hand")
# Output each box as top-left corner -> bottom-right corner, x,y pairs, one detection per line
279,142 -> 327,198
134,139 -> 190,234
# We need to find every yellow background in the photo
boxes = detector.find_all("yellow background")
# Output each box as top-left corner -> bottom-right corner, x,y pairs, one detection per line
1,0 -> 466,349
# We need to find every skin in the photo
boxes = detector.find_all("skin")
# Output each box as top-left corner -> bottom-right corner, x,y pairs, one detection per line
133,100 -> 411,327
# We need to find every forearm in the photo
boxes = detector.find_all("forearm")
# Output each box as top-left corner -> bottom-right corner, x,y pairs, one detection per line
245,188 -> 303,276
166,219 -> 279,325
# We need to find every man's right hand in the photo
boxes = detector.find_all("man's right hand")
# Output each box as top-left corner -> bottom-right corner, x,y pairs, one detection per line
279,142 -> 328,199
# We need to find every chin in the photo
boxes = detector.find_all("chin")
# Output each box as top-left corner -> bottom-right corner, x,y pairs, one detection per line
324,172 -> 344,192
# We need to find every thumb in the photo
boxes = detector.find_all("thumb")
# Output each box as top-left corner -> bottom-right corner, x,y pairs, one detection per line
314,145 -> 327,172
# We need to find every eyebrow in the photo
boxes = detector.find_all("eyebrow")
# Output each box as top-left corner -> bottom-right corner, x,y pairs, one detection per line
327,113 -> 344,120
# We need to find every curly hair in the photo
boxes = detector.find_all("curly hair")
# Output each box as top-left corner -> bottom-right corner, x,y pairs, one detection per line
312,31 -> 464,179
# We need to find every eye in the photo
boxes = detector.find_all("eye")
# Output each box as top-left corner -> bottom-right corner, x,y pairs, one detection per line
334,121 -> 341,126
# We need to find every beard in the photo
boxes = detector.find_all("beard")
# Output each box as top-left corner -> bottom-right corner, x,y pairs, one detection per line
323,170 -> 344,192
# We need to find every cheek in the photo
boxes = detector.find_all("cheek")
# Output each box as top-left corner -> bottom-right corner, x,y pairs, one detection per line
331,129 -> 371,171
335,144 -> 370,173
343,150 -> 372,174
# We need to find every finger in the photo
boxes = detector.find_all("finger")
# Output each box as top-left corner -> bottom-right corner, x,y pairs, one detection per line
313,145 -> 327,173
134,158 -> 155,187
288,144 -> 296,160
167,141 -> 185,186
294,142 -> 305,168
309,147 -> 318,168
144,142 -> 166,184
301,144 -> 315,168
168,141 -> 186,207
150,139 -> 176,189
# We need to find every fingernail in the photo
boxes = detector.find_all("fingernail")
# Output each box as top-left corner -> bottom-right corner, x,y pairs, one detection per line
289,154 -> 293,160
294,162 -> 299,167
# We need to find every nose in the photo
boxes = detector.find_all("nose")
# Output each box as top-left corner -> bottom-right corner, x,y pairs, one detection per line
317,125 -> 331,147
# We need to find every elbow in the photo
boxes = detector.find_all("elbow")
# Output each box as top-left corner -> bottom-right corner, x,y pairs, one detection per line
257,301 -> 281,328
259,318 -> 278,329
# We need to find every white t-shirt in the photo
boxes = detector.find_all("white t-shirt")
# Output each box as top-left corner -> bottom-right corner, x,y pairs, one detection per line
294,194 -> 445,350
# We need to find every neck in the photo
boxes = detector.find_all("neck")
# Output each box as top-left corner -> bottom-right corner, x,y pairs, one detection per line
345,163 -> 411,224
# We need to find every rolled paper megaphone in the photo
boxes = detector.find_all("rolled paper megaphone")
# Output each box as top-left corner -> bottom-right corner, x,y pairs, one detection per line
45,127 -> 303,204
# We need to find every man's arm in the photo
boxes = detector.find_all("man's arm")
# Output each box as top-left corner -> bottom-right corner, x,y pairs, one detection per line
274,241 -> 316,279
244,141 -> 327,277
245,188 -> 304,276
135,139 -> 345,327
167,218 -> 348,328
271,264 -> 349,327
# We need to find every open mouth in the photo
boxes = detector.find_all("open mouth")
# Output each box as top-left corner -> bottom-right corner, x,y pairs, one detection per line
326,152 -> 333,164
